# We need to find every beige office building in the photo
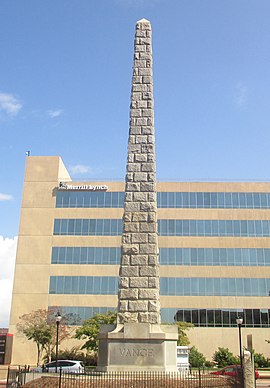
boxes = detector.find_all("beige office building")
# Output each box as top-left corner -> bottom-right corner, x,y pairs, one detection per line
9,156 -> 270,365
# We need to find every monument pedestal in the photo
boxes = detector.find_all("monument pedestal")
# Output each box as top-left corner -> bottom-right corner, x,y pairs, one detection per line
97,323 -> 178,372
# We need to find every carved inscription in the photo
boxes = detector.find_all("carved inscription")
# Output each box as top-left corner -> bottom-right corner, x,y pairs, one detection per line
119,348 -> 154,358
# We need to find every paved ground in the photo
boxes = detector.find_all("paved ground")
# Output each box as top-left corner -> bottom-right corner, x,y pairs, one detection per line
257,380 -> 270,388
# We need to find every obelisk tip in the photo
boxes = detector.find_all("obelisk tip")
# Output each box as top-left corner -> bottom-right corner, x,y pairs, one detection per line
136,18 -> 151,27
137,18 -> 150,23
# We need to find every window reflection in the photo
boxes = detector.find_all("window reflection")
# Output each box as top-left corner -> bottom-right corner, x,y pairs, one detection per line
51,247 -> 121,265
53,219 -> 270,237
50,276 -> 118,295
158,220 -> 270,237
160,277 -> 269,296
50,276 -> 270,297
170,308 -> 270,328
56,191 -> 270,209
49,306 -> 116,325
52,247 -> 270,267
53,219 -> 123,236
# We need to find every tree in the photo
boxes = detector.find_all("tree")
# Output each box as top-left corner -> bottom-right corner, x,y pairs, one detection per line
75,311 -> 117,353
213,347 -> 238,368
175,321 -> 193,346
189,346 -> 206,368
17,308 -> 70,365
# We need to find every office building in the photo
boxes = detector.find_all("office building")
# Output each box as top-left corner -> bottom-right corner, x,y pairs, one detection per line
9,156 -> 270,365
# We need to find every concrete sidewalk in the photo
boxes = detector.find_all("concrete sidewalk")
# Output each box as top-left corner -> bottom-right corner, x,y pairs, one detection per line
257,380 -> 270,387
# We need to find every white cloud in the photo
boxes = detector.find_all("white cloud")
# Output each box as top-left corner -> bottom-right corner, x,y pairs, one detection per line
0,92 -> 22,116
48,109 -> 63,118
0,236 -> 17,327
235,83 -> 248,108
69,164 -> 93,175
0,193 -> 13,201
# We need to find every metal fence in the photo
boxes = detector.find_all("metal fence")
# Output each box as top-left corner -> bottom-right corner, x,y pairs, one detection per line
56,370 -> 243,388
4,368 -> 244,388
6,366 -> 29,387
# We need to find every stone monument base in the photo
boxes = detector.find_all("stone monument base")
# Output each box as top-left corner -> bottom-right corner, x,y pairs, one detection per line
97,323 -> 178,372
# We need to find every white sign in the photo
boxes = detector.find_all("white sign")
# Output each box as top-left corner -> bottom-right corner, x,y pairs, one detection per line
58,182 -> 108,191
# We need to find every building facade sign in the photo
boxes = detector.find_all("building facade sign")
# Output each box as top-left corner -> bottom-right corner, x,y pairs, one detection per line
58,182 -> 108,191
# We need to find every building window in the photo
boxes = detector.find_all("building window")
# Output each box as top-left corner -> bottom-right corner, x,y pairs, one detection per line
56,191 -> 270,209
51,247 -> 120,265
49,276 -> 119,295
53,218 -> 270,237
160,277 -> 270,296
159,248 -> 270,266
51,247 -> 270,267
157,192 -> 270,209
49,306 -> 116,325
53,219 -> 123,236
51,306 -> 270,328
171,308 -> 270,328
56,191 -> 125,208
49,276 -> 270,296
158,219 -> 270,237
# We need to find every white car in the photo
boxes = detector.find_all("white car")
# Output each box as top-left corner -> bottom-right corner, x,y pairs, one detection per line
33,360 -> 84,373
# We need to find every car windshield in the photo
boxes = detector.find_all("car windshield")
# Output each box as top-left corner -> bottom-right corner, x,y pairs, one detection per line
46,362 -> 56,368
59,361 -> 75,367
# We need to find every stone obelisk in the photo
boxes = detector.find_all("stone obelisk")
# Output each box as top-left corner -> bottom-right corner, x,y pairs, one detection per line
97,19 -> 178,372
118,18 -> 160,326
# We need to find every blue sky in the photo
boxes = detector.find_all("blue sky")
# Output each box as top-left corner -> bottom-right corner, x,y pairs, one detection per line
1,0 -> 270,238
1,0 -> 270,324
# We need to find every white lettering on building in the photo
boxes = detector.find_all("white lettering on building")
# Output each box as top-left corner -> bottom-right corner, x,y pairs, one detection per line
58,182 -> 108,191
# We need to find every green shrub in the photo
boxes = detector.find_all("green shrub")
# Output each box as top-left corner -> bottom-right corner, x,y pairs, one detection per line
189,346 -> 206,368
213,347 -> 238,368
254,353 -> 269,368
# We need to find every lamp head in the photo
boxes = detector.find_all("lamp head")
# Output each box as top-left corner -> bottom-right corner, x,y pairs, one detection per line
236,317 -> 243,326
55,311 -> 62,323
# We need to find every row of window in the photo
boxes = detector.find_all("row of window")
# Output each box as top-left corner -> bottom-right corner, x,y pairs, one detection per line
52,306 -> 115,325
50,306 -> 270,327
56,191 -> 270,209
51,246 -> 270,267
52,247 -> 120,265
158,192 -> 270,209
159,248 -> 270,266
50,276 -> 118,295
49,276 -> 270,296
165,308 -> 270,327
159,219 -> 270,237
56,191 -> 125,208
54,218 -> 270,237
160,277 -> 270,296
53,219 -> 123,236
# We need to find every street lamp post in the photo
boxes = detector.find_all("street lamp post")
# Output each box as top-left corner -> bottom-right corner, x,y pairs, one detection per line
55,312 -> 62,373
236,317 -> 243,368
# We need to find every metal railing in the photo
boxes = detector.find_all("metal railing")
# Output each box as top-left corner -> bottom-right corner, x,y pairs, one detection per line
6,366 -> 29,387
4,368 -> 244,388
58,370 -> 242,388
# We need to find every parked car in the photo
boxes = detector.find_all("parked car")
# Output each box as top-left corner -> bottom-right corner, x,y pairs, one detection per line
211,365 -> 259,380
33,360 -> 84,373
